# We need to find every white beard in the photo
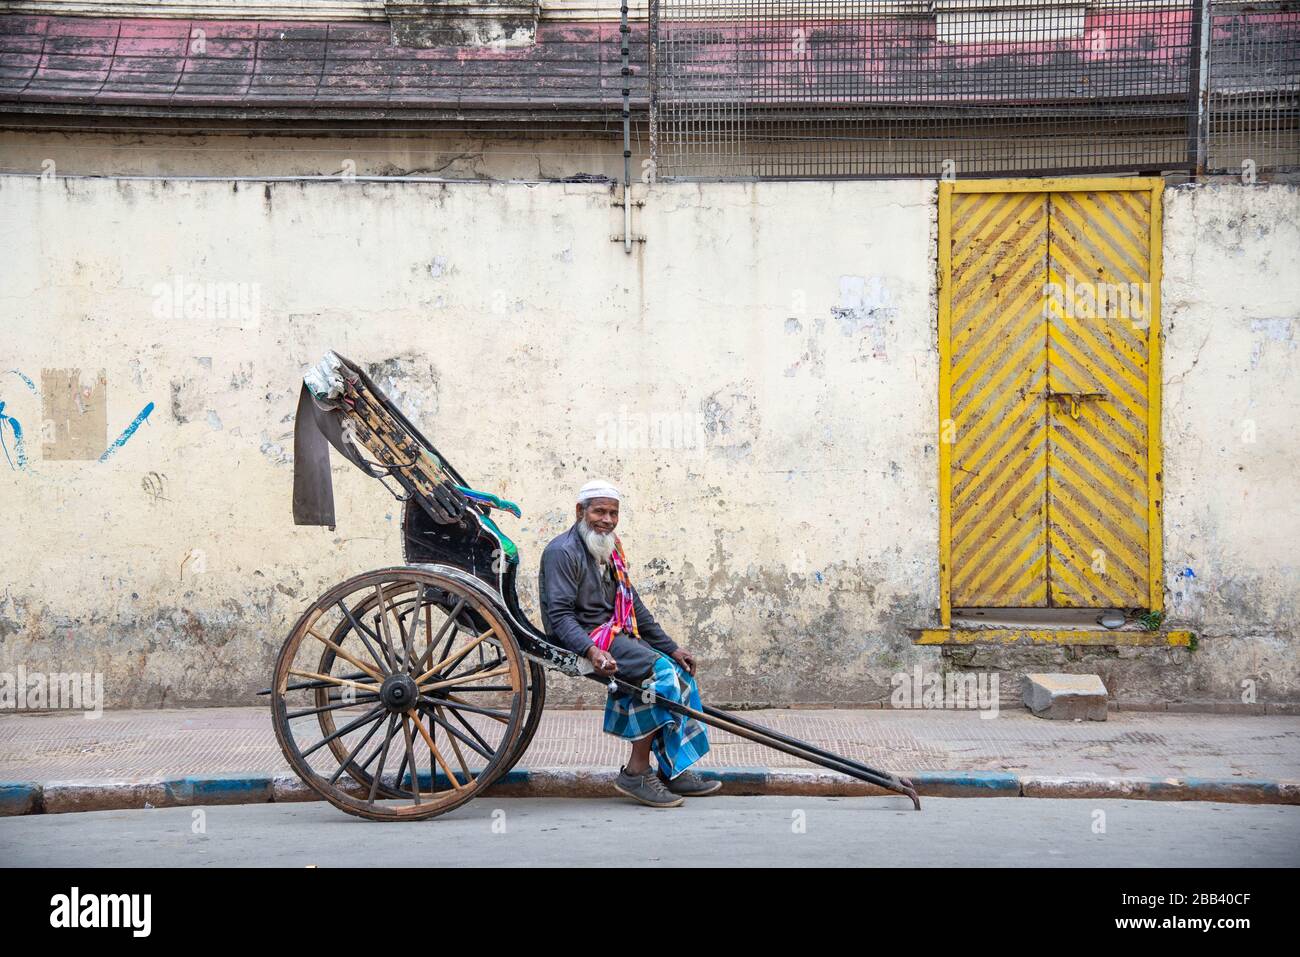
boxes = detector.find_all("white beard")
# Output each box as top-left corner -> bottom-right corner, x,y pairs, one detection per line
579,519 -> 616,567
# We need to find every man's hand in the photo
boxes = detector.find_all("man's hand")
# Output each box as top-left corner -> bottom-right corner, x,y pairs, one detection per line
671,648 -> 696,676
586,645 -> 617,676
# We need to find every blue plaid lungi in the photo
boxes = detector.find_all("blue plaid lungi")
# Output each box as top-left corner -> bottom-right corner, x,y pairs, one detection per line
603,652 -> 710,779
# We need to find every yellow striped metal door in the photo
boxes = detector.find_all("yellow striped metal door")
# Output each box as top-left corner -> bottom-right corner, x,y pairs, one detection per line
940,179 -> 1161,616
947,191 -> 1050,607
1045,190 -> 1153,607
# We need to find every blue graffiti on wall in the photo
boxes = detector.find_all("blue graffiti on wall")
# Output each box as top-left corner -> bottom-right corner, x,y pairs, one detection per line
99,402 -> 156,463
0,400 -> 27,470
7,370 -> 39,396
0,371 -> 39,470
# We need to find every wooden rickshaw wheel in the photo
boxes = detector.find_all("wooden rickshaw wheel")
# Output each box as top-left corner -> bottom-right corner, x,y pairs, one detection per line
500,659 -> 546,777
399,497 -> 548,780
312,589 -> 544,795
272,566 -> 528,821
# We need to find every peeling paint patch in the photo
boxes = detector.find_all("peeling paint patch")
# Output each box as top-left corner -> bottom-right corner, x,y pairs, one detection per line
365,354 -> 440,421
227,364 -> 253,390
700,383 -> 761,460
169,376 -> 207,424
127,360 -> 146,391
259,434 -> 291,466
834,276 -> 896,360
41,369 -> 107,460
1249,318 -> 1294,368
784,334 -> 826,379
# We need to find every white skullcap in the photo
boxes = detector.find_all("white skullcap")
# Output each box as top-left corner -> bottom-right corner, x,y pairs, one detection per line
577,480 -> 622,505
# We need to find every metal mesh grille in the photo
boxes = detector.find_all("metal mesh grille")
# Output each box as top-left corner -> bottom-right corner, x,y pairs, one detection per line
650,0 -> 1299,179
1208,1 -> 1300,172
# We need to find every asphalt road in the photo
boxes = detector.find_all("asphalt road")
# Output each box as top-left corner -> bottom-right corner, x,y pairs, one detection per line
2,797 -> 1298,867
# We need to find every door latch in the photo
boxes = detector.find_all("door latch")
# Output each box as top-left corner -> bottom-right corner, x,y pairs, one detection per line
1044,390 -> 1107,420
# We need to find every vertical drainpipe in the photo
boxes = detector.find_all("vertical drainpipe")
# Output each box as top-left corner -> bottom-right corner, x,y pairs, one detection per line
621,0 -> 633,253
648,0 -> 659,181
1194,0 -> 1212,176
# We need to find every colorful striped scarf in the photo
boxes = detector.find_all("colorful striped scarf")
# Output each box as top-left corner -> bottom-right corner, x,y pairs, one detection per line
587,538 -> 640,652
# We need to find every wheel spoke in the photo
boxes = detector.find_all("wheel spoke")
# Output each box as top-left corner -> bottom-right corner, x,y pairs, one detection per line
436,699 -> 497,754
422,664 -> 513,692
433,704 -> 473,778
412,597 -> 465,675
373,583 -> 406,671
438,648 -> 506,682
429,693 -> 511,723
367,714 -> 400,804
286,694 -> 380,720
391,591 -> 421,669
406,708 -> 465,792
289,669 -> 381,697
328,708 -> 389,785
414,627 -> 497,684
336,600 -> 392,674
399,714 -> 422,805
282,670 -> 371,694
423,653 -> 506,689
417,699 -> 496,761
306,627 -> 383,682
301,704 -> 385,759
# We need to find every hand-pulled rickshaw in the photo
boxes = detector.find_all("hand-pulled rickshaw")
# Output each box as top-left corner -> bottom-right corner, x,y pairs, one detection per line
264,352 -> 920,820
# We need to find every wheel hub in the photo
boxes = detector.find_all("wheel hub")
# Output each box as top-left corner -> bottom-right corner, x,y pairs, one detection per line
380,673 -> 419,712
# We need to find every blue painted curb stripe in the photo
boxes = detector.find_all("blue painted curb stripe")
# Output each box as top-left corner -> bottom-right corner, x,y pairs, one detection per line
710,767 -> 770,785
0,781 -> 41,815
163,775 -> 274,803
8,772 -> 1296,814
1181,777 -> 1279,791
910,771 -> 1022,792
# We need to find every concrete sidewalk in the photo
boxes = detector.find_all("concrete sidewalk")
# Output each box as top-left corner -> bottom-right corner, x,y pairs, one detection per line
2,706 -> 1298,814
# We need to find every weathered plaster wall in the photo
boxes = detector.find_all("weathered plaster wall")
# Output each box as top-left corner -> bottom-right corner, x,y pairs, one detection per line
0,175 -> 942,708
1160,182 -> 1300,703
0,126 -> 1187,182
3,175 -> 1297,710
0,128 -> 640,182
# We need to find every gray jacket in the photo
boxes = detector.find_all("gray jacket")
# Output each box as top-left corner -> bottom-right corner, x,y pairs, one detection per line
538,522 -> 679,659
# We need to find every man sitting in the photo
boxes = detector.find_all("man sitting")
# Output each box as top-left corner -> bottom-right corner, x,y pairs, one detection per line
538,480 -> 722,807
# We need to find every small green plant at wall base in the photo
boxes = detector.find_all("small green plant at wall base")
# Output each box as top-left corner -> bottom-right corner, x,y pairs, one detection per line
1137,610 -> 1164,631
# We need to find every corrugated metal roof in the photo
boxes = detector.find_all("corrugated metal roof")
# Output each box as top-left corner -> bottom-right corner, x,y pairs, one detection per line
0,15 -> 646,119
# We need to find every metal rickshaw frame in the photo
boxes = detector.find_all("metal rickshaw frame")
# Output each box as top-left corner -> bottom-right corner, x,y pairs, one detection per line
265,353 -> 919,821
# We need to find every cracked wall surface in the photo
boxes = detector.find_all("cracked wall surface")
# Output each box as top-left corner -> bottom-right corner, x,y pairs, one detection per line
0,175 -> 1296,709
1160,182 -> 1300,703
0,176 -> 943,707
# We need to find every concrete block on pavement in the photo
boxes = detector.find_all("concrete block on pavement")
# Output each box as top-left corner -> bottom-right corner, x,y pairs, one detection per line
1023,673 -> 1108,720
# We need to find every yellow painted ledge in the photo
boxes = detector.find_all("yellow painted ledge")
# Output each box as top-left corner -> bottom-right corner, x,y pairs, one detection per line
915,629 -> 1193,647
